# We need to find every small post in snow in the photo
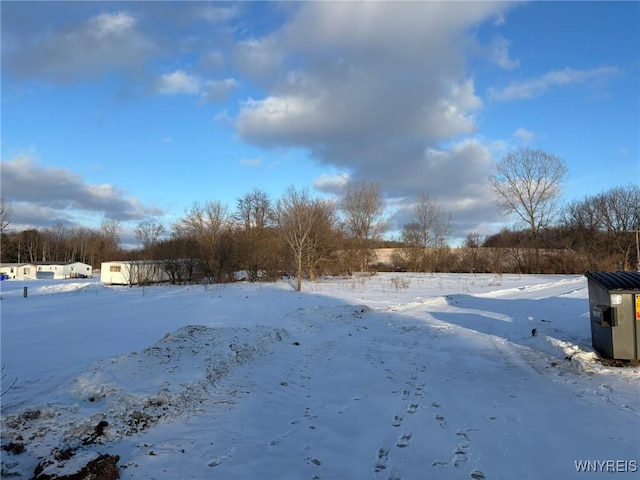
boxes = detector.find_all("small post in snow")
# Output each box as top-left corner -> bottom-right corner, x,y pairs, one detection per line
23,286 -> 28,298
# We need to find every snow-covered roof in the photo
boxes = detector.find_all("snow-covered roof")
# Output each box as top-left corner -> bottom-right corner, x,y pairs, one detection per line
33,261 -> 89,266
585,271 -> 640,292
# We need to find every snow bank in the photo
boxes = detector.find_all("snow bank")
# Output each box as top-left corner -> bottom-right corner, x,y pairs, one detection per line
1,324 -> 287,476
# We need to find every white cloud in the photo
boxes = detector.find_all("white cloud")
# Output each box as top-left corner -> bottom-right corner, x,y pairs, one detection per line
233,37 -> 284,82
156,70 -> 201,95
488,36 -> 520,70
0,154 -> 162,226
433,79 -> 483,138
90,11 -> 136,38
3,10 -> 153,82
214,109 -> 233,125
236,94 -> 326,144
231,2 -> 513,239
513,128 -> 534,143
200,78 -> 240,103
199,51 -> 225,71
313,173 -> 350,194
199,4 -> 241,23
155,72 -> 239,101
239,157 -> 263,167
234,2 -> 502,147
488,66 -> 620,101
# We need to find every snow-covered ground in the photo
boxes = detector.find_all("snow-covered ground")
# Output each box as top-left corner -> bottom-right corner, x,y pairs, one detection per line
1,273 -> 638,479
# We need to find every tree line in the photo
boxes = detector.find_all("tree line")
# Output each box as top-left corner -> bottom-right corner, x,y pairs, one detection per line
1,149 -> 638,288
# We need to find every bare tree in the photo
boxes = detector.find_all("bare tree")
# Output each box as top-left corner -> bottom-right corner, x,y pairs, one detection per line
135,221 -> 166,257
562,196 -> 604,270
0,198 -> 11,234
73,227 -> 96,266
174,201 -> 230,280
562,184 -> 640,271
400,194 -> 451,271
20,229 -> 41,263
275,187 -> 331,291
489,147 -> 568,272
400,222 -> 424,271
235,189 -> 275,281
462,232 -> 486,273
413,193 -> 451,248
305,200 -> 339,280
41,222 -> 69,262
339,181 -> 388,272
596,184 -> 640,270
100,218 -> 121,263
235,188 -> 273,230
158,235 -> 202,284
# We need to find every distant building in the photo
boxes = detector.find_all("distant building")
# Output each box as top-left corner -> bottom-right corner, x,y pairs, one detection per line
0,263 -> 38,280
100,259 -> 203,285
33,261 -> 93,279
100,260 -> 172,285
0,262 -> 92,280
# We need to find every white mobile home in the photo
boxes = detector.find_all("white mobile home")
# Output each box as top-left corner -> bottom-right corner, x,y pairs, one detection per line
33,262 -> 92,280
0,263 -> 38,280
101,260 -> 171,285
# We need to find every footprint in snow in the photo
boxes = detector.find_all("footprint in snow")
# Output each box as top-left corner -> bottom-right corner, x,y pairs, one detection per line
391,415 -> 403,427
470,469 -> 486,479
207,445 -> 237,467
305,457 -> 322,466
435,414 -> 447,427
268,431 -> 293,446
374,447 -> 389,473
396,433 -> 412,448
406,403 -> 419,414
595,386 -> 615,405
456,430 -> 470,444
452,445 -> 468,467
207,456 -> 226,467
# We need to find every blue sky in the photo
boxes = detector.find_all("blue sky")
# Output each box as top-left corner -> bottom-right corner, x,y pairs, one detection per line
1,1 -> 638,247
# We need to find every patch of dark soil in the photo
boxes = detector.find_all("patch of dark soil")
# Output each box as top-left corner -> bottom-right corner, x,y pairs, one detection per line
33,453 -> 120,480
1,442 -> 25,455
595,357 -> 640,368
82,421 -> 109,445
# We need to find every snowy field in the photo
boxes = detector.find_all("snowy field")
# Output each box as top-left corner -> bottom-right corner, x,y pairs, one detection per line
1,273 -> 638,479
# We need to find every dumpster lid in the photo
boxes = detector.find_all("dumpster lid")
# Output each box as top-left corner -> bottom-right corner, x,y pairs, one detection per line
585,271 -> 640,292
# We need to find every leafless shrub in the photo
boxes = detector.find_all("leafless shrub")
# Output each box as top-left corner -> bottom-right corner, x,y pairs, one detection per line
1,365 -> 17,397
390,277 -> 410,290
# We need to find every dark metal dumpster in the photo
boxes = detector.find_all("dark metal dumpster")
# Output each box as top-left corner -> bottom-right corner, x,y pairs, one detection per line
585,271 -> 640,361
